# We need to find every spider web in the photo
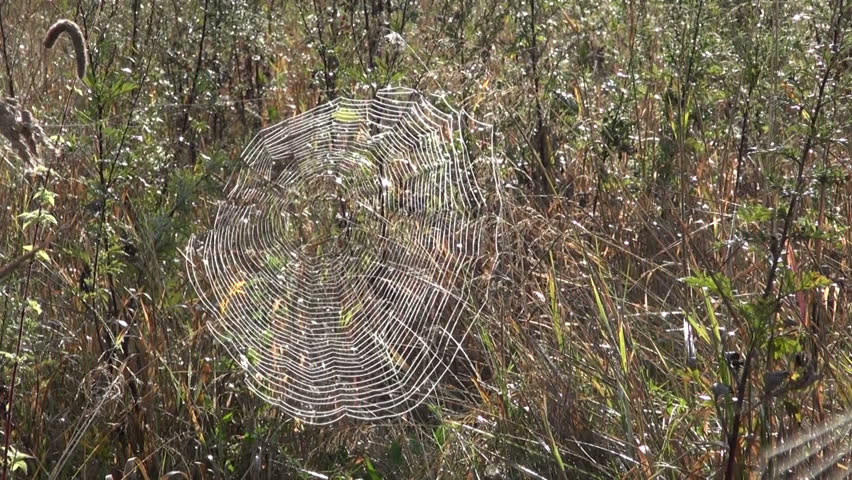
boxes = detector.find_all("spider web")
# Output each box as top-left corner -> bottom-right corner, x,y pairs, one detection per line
760,409 -> 852,478
186,88 -> 502,424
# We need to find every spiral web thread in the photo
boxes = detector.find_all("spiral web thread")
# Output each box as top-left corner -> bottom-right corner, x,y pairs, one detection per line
759,409 -> 852,478
186,88 -> 501,424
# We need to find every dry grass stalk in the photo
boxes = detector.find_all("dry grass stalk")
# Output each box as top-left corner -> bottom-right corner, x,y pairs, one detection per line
0,97 -> 52,167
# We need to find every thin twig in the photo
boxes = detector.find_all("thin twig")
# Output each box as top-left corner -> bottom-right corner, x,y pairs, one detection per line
0,246 -> 45,281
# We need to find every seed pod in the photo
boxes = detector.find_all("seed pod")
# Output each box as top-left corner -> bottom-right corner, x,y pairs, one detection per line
44,19 -> 88,80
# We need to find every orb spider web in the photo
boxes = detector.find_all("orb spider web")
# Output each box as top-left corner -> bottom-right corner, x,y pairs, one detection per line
186,88 -> 502,424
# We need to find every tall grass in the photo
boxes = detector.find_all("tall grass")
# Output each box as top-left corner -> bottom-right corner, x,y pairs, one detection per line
0,0 -> 849,478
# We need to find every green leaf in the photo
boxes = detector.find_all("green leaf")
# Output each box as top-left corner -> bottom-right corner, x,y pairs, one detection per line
364,457 -> 382,480
434,425 -> 446,449
0,350 -> 25,362
738,203 -> 774,223
480,328 -> 494,353
22,245 -> 50,262
110,80 -> 138,98
770,336 -> 802,359
5,445 -> 33,474
686,313 -> 711,344
18,210 -> 58,230
340,303 -> 361,327
265,254 -> 284,269
736,298 -> 777,334
684,271 -> 734,299
11,458 -> 27,474
388,440 -> 403,465
333,107 -> 359,123
33,188 -> 57,207
26,299 -> 42,316
779,270 -> 832,296
617,320 -> 628,373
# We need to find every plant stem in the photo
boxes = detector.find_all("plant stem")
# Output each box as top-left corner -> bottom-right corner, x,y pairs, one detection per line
0,0 -> 14,98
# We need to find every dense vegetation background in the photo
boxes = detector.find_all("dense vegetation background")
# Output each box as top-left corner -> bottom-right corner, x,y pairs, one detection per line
0,0 -> 849,478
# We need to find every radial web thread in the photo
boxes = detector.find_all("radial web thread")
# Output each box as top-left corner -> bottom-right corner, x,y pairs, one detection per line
186,88 -> 502,424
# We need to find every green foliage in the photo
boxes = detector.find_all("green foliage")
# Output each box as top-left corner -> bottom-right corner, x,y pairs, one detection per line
684,271 -> 734,299
2,445 -> 33,476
